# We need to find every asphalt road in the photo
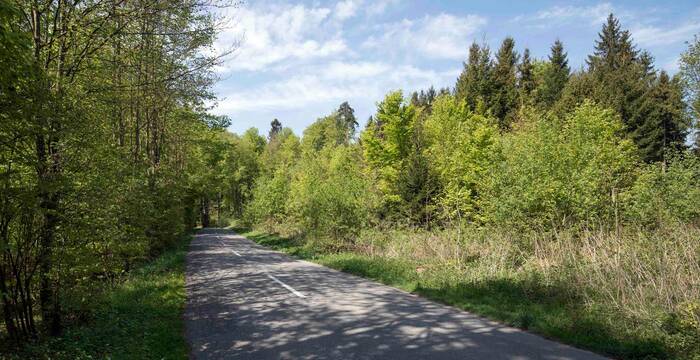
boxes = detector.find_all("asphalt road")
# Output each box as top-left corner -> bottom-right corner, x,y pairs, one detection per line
185,228 -> 608,360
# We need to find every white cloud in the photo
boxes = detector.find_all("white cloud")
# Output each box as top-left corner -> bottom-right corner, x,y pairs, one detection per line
366,0 -> 401,16
335,0 -> 361,21
214,4 -> 347,72
363,13 -> 487,59
513,3 -> 614,28
214,62 -> 458,114
632,22 -> 700,47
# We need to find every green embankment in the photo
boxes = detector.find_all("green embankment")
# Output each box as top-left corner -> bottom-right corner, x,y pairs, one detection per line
7,237 -> 190,360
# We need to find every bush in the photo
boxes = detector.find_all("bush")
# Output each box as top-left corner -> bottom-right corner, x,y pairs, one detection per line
423,95 -> 501,222
286,146 -> 375,244
622,154 -> 700,226
485,102 -> 638,228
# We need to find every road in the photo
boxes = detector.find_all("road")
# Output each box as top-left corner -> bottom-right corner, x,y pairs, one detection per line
184,228 -> 608,359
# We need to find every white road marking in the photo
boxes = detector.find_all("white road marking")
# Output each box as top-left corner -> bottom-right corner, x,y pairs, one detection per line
266,273 -> 306,298
217,235 -> 242,256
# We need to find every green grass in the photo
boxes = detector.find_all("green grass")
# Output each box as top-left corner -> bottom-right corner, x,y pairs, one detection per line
235,227 -> 671,359
6,236 -> 190,360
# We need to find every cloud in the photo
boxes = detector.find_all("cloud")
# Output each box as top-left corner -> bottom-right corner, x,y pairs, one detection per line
214,4 -> 347,72
513,3 -> 614,28
366,0 -> 401,16
632,22 -> 700,47
363,13 -> 487,59
214,62 -> 458,114
334,0 -> 361,21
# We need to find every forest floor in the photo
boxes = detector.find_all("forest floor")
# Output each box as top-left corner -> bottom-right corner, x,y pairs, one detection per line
2,236 -> 190,360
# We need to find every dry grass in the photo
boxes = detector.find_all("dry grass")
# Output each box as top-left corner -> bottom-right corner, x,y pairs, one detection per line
350,223 -> 700,358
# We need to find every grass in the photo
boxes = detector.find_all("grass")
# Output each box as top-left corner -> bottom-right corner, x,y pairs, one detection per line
234,225 -> 698,360
4,235 -> 190,360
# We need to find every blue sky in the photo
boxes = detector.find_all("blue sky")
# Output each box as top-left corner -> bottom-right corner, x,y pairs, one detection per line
210,0 -> 700,135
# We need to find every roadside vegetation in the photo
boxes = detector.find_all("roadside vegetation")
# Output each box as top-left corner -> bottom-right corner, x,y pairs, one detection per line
222,16 -> 700,360
0,0 -> 229,356
3,235 -> 189,359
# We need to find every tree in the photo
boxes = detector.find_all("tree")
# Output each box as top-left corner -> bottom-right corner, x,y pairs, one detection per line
336,101 -> 358,140
456,42 -> 492,112
486,102 -> 637,227
680,35 -> 700,155
361,91 -> 416,214
424,95 -> 500,222
633,72 -> 688,163
491,37 -> 519,129
518,48 -> 536,104
586,14 -> 647,129
269,118 -> 282,140
538,40 -> 570,107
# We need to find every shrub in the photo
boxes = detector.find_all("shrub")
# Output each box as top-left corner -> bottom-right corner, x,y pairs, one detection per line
484,101 -> 638,228
286,146 -> 375,244
622,154 -> 700,226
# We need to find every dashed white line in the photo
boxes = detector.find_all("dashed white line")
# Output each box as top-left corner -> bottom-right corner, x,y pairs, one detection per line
266,273 -> 306,298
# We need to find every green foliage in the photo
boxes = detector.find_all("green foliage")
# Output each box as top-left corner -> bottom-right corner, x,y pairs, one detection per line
485,102 -> 637,227
632,72 -> 689,162
361,91 -> 417,212
491,37 -> 520,129
7,236 -> 189,359
455,42 -> 493,112
423,95 -> 500,221
537,40 -> 570,108
623,154 -> 700,226
287,146 -> 374,243
679,36 -> 700,153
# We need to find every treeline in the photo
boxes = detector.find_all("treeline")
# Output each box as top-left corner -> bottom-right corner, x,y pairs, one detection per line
223,15 -> 700,236
196,15 -> 700,357
0,0 -> 229,344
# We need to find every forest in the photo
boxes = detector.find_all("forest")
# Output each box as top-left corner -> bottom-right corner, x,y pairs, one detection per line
1,0 -> 699,358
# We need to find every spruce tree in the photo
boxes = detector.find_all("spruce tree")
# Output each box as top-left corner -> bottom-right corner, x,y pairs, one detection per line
336,101 -> 358,140
518,48 -> 536,103
538,40 -> 570,108
586,13 -> 646,129
269,118 -> 282,140
633,72 -> 688,162
455,42 -> 492,111
491,37 -> 519,129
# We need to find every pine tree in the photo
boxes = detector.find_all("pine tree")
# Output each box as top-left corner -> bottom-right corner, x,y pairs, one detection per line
633,72 -> 688,163
455,42 -> 492,111
588,14 -> 638,71
336,101 -> 358,140
518,48 -> 536,103
538,40 -> 570,108
586,14 -> 646,129
269,118 -> 282,140
491,37 -> 519,129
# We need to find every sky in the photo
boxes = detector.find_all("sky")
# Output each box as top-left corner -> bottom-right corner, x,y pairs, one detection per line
209,0 -> 700,136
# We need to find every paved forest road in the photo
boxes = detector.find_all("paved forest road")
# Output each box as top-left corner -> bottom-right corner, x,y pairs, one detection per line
185,229 -> 608,360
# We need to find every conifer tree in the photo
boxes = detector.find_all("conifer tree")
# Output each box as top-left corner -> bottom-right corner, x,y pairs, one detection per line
455,42 -> 492,111
336,101 -> 358,140
586,14 -> 646,128
269,118 -> 282,140
538,40 -> 570,107
633,72 -> 688,163
518,48 -> 536,103
491,37 -> 519,129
